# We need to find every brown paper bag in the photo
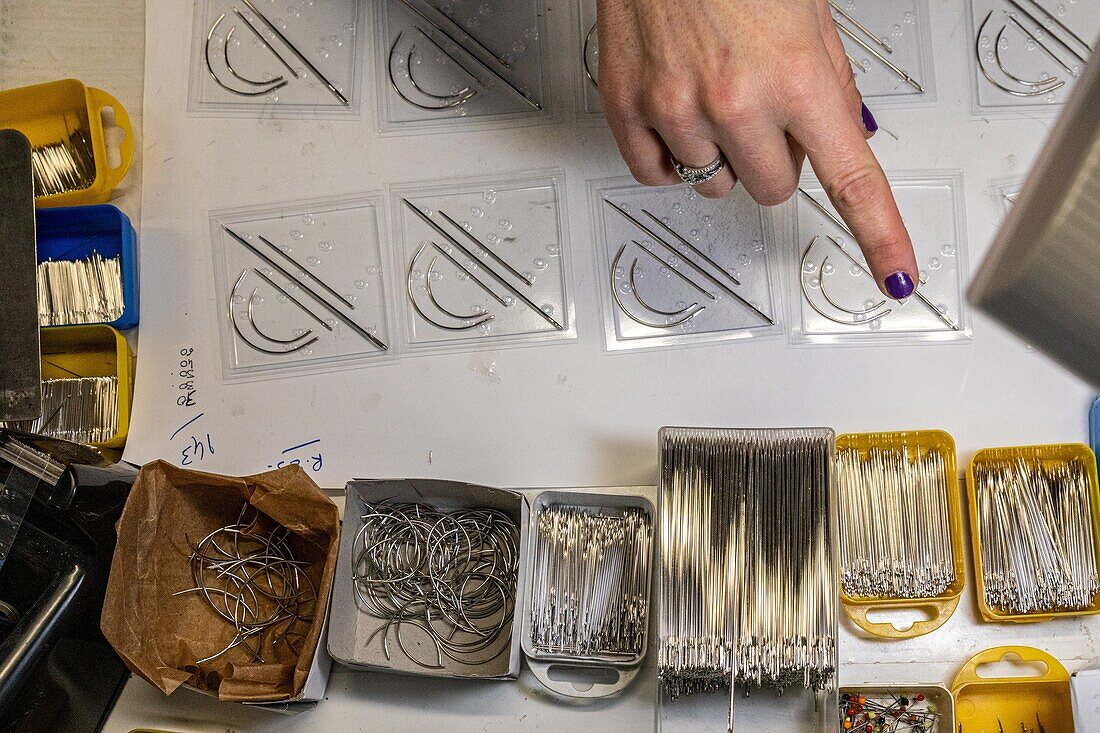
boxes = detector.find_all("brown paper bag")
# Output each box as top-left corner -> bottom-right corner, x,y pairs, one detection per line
101,460 -> 339,702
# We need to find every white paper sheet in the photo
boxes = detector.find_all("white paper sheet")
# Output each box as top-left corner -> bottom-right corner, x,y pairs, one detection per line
113,0 -> 1098,730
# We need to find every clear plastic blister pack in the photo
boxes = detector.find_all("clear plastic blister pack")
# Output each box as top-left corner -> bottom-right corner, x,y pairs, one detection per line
967,0 -> 1097,115
786,172 -> 971,345
390,171 -> 576,354
832,0 -> 936,105
576,0 -> 601,117
590,178 -> 782,352
189,0 -> 365,116
375,0 -> 552,133
210,195 -> 394,381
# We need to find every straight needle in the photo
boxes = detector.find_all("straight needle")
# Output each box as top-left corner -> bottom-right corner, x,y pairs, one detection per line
239,0 -> 350,106
402,200 -> 564,330
436,210 -> 533,286
222,226 -> 388,350
835,20 -> 924,93
797,189 -> 960,331
604,199 -> 773,325
256,235 -> 356,310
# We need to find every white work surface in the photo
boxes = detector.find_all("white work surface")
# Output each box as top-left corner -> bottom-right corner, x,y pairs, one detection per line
109,0 -> 1098,730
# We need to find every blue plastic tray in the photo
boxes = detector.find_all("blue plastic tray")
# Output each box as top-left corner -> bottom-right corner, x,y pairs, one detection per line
1091,397 -> 1100,464
36,204 -> 139,330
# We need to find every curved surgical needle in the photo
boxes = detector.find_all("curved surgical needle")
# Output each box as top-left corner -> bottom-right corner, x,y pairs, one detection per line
228,272 -> 319,355
628,259 -> 698,317
247,288 -> 313,344
610,245 -> 704,329
225,26 -> 284,87
205,13 -> 288,97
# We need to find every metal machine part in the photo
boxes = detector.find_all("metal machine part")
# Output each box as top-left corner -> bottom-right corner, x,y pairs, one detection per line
0,130 -> 41,423
969,48 -> 1100,386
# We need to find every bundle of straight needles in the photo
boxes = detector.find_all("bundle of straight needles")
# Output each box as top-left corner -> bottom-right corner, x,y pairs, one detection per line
37,252 -> 125,326
838,445 -> 955,599
974,454 -> 1099,615
658,427 -> 837,708
529,505 -> 652,659
0,376 -> 118,445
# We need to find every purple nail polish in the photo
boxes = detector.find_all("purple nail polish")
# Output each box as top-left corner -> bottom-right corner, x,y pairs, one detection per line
884,272 -> 914,300
861,103 -> 878,134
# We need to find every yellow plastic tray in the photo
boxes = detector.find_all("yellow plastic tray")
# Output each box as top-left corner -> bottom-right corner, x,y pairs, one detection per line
836,430 -> 966,639
40,325 -> 134,449
952,646 -> 1073,732
0,78 -> 134,207
966,443 -> 1100,623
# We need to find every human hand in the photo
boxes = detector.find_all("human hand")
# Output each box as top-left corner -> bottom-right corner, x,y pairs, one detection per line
597,0 -> 918,299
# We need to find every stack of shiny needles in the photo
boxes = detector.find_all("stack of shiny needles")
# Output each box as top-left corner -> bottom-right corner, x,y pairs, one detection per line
658,427 -> 837,732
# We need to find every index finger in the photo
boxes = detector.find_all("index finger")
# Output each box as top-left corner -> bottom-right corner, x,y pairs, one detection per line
787,80 -> 918,300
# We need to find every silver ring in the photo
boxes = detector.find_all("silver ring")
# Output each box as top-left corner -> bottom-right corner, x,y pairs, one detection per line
672,154 -> 726,186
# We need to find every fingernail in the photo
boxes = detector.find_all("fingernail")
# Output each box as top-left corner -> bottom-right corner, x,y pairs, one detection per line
884,272 -> 914,300
861,103 -> 878,134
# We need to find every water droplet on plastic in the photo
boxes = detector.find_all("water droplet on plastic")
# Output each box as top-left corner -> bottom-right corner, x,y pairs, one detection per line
354,280 -> 367,289
319,241 -> 333,251
822,262 -> 834,275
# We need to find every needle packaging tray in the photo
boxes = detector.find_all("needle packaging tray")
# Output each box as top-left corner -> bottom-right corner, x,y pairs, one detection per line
521,490 -> 654,699
189,0 -> 365,116
36,204 -> 139,330
591,177 -> 782,352
328,479 -> 529,680
576,0 -> 601,117
965,443 -> 1100,623
390,170 -> 576,354
832,0 -> 937,105
210,194 -> 395,381
786,171 -> 971,345
838,684 -> 955,733
951,646 -> 1074,732
836,430 -> 966,640
8,325 -> 135,450
966,0 -> 1098,115
375,0 -> 552,133
0,79 -> 135,208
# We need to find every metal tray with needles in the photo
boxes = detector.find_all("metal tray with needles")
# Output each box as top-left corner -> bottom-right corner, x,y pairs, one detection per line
966,0 -> 1098,115
389,170 -> 576,353
188,0 -> 366,116
209,193 -> 396,380
590,177 -> 783,352
785,170 -> 972,346
520,490 -> 655,699
831,0 -> 938,106
374,0 -> 553,133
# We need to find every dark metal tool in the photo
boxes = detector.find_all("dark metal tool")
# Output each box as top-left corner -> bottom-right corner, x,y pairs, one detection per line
0,130 -> 42,422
